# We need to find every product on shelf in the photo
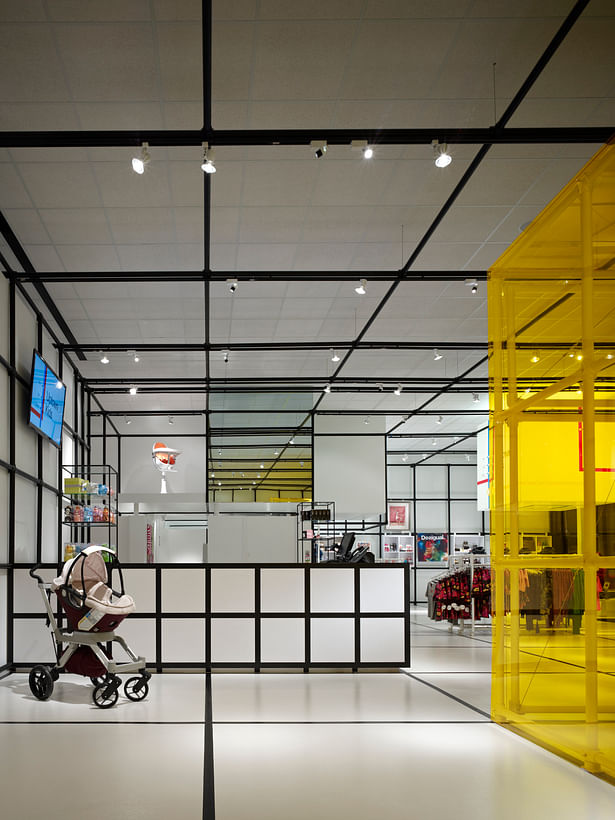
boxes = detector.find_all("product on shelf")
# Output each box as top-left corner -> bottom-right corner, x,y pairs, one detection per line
64,477 -> 86,494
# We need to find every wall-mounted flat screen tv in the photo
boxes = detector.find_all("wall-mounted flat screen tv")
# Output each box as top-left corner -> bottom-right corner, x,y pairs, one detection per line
29,350 -> 66,448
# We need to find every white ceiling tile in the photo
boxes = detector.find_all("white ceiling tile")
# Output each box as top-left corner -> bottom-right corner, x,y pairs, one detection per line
56,245 -> 121,272
157,22 -> 202,101
39,208 -> 112,244
22,245 -> 65,271
47,1 -> 151,22
0,164 -> 33,208
0,24 -> 69,101
116,244 -> 181,271
106,207 -> 177,244
292,244 -> 356,270
18,162 -> 102,209
274,319 -> 324,340
0,102 -> 81,130
4,208 -> 49,244
76,102 -> 164,130
239,207 -> 306,243
236,243 -> 297,269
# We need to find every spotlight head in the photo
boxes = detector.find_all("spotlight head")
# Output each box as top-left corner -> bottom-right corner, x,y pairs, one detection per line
402,454 -> 408,463
131,142 -> 150,175
394,384 -> 402,396
363,146 -> 374,159
133,353 -> 140,363
530,352 -> 540,363
436,415 -> 443,424
472,392 -> 479,403
100,353 -> 109,364
223,350 -> 229,363
125,417 -> 132,425
432,140 -> 452,168
201,142 -> 216,174
227,278 -> 238,293
331,349 -> 340,362
311,140 -> 327,158
168,416 -> 174,425
324,384 -> 331,393
350,140 -> 374,160
364,417 -> 370,425
129,386 -> 137,396
355,278 -> 367,295
433,348 -> 443,361
289,438 -> 295,445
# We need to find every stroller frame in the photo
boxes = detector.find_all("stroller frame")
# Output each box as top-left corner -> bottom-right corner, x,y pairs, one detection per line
29,550 -> 150,708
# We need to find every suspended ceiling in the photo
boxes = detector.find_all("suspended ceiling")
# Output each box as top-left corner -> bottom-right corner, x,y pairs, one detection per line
0,0 -> 614,494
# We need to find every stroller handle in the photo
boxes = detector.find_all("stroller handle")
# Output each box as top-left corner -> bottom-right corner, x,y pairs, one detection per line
29,565 -> 46,585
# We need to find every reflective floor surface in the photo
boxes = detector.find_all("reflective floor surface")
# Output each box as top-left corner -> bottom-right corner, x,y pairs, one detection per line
1,608 -> 614,820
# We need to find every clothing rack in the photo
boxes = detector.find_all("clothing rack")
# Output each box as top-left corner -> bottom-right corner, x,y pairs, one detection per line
426,554 -> 491,635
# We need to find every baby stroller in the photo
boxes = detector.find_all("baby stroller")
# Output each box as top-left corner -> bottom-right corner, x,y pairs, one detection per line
28,546 -> 150,709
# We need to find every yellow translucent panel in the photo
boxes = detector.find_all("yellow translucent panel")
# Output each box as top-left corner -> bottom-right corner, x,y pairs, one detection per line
489,143 -> 615,781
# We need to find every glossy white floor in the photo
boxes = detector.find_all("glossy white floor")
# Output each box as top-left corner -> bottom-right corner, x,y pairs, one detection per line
1,610 -> 615,820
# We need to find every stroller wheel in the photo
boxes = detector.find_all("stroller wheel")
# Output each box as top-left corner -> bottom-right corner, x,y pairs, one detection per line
93,681 -> 119,709
124,676 -> 149,702
29,666 -> 54,701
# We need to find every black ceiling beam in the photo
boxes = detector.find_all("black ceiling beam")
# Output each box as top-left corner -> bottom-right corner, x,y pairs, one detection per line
0,126 -> 611,149
19,270 -> 488,283
61,340 -> 488,353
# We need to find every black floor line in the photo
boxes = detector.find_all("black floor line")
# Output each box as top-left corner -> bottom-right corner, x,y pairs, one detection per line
402,671 -> 492,720
211,719 -> 489,725
410,620 -> 493,646
0,720 -> 205,725
203,673 -> 215,820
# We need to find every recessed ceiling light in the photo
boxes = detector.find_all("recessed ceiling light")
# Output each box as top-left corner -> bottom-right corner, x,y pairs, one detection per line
354,278 -> 367,295
131,142 -> 150,174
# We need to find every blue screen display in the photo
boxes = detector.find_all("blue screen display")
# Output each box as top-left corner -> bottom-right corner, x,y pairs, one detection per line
29,351 -> 66,447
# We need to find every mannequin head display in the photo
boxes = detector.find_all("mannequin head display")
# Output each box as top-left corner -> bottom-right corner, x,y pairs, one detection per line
152,441 -> 182,494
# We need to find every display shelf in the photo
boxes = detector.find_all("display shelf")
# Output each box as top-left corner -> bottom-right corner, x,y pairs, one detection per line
382,533 -> 414,564
297,501 -> 336,562
62,465 -> 118,560
452,533 -> 487,556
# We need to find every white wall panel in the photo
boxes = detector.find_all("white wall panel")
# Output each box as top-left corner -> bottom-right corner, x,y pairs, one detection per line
13,568 -> 56,613
43,444 -> 59,487
260,568 -> 304,612
260,618 -> 304,663
63,368 -> 74,429
310,568 -> 354,612
62,431 -> 74,467
0,369 -> 8,462
387,465 -> 411,499
162,618 -> 205,663
416,465 -> 447,498
450,500 -> 482,532
13,619 -> 56,663
14,476 -> 36,563
415,501 -> 448,533
116,618 -> 156,663
208,514 -> 295,563
15,380 -> 37,475
41,489 -> 58,562
0,275 -> 8,360
15,293 -> 36,380
211,618 -> 255,663
0,469 -> 8,563
0,570 -> 6,667
360,568 -> 404,613
360,618 -> 405,663
210,568 -> 254,612
162,568 -> 205,613
123,568 -> 156,612
310,618 -> 354,663
314,434 -> 386,518
122,436 -> 206,494
450,465 -> 477,499
41,328 -> 59,373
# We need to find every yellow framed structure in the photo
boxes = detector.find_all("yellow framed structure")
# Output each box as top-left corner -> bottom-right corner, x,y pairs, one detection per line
489,142 -> 615,779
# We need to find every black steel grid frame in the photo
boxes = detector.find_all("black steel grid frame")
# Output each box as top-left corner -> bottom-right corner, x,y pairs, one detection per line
11,562 -> 411,672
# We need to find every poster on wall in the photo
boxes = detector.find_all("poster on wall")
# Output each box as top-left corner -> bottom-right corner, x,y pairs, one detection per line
387,502 -> 409,530
417,533 -> 449,563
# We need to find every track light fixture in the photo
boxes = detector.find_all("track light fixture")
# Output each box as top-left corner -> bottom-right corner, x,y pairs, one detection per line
436,415 -> 443,424
311,140 -> 327,159
330,349 -> 340,362
394,384 -> 402,396
432,438 -> 437,446
402,454 -> 409,463
274,450 -> 279,456
530,351 -> 540,363
227,278 -> 238,293
289,438 -> 295,445
351,139 -> 374,159
364,417 -> 370,425
129,386 -> 137,395
100,353 -> 109,364
131,142 -> 150,174
465,278 -> 478,294
125,417 -> 132,425
201,142 -> 216,174
324,384 -> 331,393
223,350 -> 229,363
472,393 -> 479,403
168,416 -> 174,425
432,140 -> 452,168
355,278 -> 367,295
133,352 -> 140,363
433,348 -> 443,361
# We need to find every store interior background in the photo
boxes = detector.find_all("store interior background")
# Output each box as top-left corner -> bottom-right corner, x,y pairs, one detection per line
0,0 -> 615,798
